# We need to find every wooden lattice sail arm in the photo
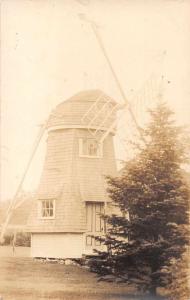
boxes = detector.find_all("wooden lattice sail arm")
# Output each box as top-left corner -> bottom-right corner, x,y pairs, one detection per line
79,14 -> 145,144
0,121 -> 47,243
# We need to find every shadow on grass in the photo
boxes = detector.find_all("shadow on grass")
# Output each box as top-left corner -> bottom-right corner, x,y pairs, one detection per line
1,288 -> 167,300
46,291 -> 166,300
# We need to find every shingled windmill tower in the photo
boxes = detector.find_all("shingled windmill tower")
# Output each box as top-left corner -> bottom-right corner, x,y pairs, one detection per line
27,90 -> 119,258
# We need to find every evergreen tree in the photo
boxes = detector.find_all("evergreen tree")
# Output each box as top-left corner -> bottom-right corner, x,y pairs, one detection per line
91,103 -> 190,297
166,249 -> 190,300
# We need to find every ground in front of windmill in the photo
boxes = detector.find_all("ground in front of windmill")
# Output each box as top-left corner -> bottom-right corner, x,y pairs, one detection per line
0,254 -> 135,300
0,246 -> 165,300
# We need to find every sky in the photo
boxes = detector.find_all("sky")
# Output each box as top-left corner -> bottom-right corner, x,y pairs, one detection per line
1,0 -> 190,201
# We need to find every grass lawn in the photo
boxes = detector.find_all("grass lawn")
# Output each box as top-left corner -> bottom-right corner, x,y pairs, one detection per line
0,246 -> 165,300
0,247 -> 140,300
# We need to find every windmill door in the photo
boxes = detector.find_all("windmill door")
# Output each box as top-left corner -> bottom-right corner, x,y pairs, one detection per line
85,202 -> 105,253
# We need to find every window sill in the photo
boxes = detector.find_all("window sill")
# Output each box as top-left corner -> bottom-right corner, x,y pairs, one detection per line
79,155 -> 102,159
39,217 -> 55,220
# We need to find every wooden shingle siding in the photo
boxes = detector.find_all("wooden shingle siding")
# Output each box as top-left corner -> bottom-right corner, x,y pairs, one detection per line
27,90 -> 118,239
76,130 -> 117,202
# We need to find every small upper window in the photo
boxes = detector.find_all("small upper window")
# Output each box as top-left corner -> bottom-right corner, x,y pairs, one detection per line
79,138 -> 102,158
39,199 -> 55,219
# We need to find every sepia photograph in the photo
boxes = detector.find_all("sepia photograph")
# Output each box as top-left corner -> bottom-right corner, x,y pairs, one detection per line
0,0 -> 190,299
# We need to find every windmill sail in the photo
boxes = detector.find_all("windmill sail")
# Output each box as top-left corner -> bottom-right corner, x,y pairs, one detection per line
81,91 -> 122,142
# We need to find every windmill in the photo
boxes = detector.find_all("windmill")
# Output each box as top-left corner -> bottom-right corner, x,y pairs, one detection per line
0,15 -> 164,252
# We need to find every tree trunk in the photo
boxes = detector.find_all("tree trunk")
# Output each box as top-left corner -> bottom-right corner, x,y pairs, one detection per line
149,285 -> 157,297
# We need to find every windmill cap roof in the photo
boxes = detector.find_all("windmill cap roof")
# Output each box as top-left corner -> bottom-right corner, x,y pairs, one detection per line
56,89 -> 117,109
47,89 -> 118,130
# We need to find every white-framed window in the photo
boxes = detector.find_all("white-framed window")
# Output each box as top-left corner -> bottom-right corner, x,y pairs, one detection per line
38,199 -> 55,219
79,138 -> 102,158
